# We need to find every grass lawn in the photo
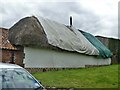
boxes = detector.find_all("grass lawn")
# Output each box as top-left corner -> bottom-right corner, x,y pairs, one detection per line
33,65 -> 119,88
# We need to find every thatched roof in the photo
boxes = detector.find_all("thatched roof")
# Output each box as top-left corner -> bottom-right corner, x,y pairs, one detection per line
9,16 -> 49,47
9,16 -> 99,55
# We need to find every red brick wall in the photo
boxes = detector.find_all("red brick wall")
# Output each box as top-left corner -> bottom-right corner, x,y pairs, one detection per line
14,50 -> 24,67
1,50 -> 11,63
0,49 -> 24,67
0,50 -> 2,62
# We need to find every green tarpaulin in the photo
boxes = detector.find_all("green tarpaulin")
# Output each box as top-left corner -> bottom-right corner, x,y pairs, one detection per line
79,30 -> 112,58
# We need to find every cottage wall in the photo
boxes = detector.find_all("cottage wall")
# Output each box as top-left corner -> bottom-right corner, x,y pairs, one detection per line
24,47 -> 111,69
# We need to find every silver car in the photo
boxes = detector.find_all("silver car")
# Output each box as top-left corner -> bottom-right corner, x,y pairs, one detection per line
0,63 -> 44,90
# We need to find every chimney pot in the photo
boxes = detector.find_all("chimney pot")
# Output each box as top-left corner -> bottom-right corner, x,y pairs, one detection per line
70,16 -> 72,27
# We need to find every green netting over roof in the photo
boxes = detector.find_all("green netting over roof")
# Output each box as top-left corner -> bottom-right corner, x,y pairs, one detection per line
79,30 -> 112,58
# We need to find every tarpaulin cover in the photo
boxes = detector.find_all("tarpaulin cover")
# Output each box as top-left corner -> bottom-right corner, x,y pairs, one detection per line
79,30 -> 112,58
38,16 -> 99,55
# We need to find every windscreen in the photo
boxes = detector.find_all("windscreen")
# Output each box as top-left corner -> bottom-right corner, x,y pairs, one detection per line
0,68 -> 42,90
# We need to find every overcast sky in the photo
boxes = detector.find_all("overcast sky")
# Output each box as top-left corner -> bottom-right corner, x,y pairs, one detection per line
0,0 -> 119,39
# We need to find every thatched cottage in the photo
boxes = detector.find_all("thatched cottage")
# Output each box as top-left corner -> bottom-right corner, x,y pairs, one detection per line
0,28 -> 24,67
8,16 -> 112,71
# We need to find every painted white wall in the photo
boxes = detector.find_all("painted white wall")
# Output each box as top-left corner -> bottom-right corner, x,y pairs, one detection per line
24,47 -> 111,68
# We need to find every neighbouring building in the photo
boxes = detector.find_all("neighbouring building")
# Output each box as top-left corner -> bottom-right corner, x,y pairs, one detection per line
8,16 -> 112,72
96,36 -> 120,64
0,28 -> 24,67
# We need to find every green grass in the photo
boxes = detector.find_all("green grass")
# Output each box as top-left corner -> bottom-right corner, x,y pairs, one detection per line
33,65 -> 119,88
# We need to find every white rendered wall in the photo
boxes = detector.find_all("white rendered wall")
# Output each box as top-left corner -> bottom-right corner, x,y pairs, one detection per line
24,47 -> 111,68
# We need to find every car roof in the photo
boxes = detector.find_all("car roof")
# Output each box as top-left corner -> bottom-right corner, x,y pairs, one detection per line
0,63 -> 22,68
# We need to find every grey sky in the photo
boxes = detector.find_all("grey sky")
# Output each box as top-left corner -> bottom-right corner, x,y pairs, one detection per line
0,0 -> 119,38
